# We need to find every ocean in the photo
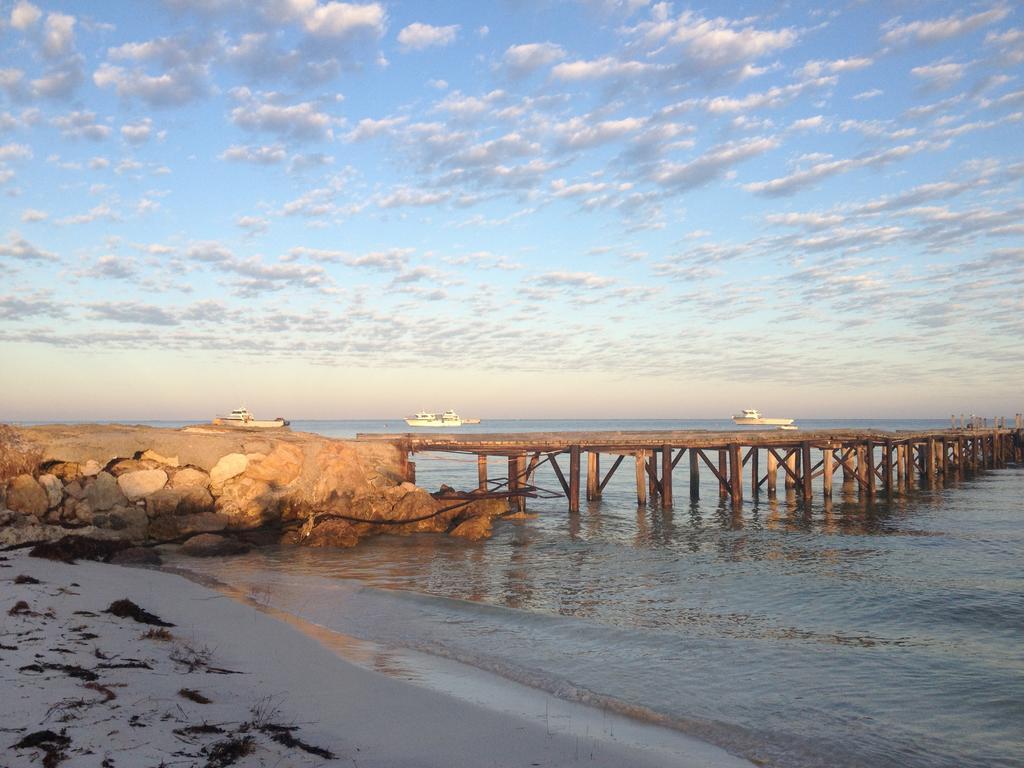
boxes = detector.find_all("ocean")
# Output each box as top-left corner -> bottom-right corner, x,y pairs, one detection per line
155,419 -> 1020,767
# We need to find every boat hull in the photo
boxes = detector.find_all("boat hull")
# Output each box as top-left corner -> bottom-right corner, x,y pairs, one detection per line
405,418 -> 463,427
213,418 -> 289,429
732,417 -> 795,426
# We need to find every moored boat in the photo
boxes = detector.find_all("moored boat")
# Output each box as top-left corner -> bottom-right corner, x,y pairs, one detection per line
213,407 -> 289,429
732,408 -> 795,427
404,409 -> 480,427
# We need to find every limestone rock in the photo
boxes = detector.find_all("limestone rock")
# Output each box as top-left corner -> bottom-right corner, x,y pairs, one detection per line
216,477 -> 275,529
83,472 -> 127,512
5,475 -> 48,518
449,515 -> 493,541
45,462 -> 80,482
117,469 -> 168,501
37,473 -> 63,509
96,504 -> 148,533
81,460 -> 102,477
148,510 -> 228,540
110,547 -> 163,566
141,449 -> 179,467
169,467 -> 210,489
389,489 -> 446,532
180,533 -> 250,557
303,519 -> 361,548
210,453 -> 248,487
64,479 -> 84,500
145,486 -> 214,518
244,443 -> 303,487
107,458 -> 156,476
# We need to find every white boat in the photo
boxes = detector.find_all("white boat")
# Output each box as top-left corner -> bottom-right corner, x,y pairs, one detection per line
405,411 -> 444,427
404,409 -> 479,427
732,408 -> 795,427
213,407 -> 289,429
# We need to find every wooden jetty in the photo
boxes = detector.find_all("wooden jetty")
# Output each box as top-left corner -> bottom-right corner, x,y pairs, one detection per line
359,417 -> 1024,513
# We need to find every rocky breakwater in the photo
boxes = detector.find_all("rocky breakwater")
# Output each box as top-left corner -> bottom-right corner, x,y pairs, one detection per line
0,424 -> 507,552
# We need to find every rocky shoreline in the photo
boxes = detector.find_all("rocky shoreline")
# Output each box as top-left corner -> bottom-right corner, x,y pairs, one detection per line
0,424 -> 505,553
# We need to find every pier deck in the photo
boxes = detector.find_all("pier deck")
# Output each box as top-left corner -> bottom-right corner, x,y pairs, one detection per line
358,422 -> 1024,513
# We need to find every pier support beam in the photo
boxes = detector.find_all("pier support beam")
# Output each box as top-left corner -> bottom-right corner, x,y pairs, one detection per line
569,446 -> 581,514
635,452 -> 647,506
750,448 -> 760,497
896,444 -> 905,492
883,440 -> 893,495
822,447 -> 833,498
586,451 -> 600,501
661,444 -> 673,509
729,443 -> 742,509
784,451 -> 797,490
801,441 -> 813,502
718,449 -> 728,497
648,452 -> 659,501
767,450 -> 778,498
865,441 -> 876,498
689,448 -> 700,501
477,455 -> 488,492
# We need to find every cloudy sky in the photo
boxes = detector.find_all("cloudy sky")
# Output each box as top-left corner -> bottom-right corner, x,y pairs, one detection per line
1,0 -> 1022,420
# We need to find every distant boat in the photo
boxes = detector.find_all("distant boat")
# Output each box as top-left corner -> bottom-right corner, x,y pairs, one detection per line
213,407 -> 289,429
404,409 -> 480,427
732,408 -> 795,427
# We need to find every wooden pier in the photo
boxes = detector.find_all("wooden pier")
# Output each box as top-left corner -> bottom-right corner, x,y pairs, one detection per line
359,418 -> 1024,513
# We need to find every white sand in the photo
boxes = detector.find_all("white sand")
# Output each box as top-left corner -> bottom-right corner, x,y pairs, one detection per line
1,551 -> 753,767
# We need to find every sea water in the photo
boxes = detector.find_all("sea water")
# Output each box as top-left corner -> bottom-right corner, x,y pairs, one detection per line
163,419 -> 1021,767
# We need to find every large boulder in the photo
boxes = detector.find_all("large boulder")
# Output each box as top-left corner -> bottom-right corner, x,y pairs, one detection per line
146,486 -> 214,518
83,471 -> 126,511
148,511 -> 229,540
5,475 -> 49,518
210,453 -> 248,487
37,473 -> 64,510
81,460 -> 102,477
244,443 -> 303,487
107,458 -> 157,476
449,515 -> 493,541
169,467 -> 210,489
302,519 -> 362,548
44,462 -> 80,482
141,449 -> 178,467
216,477 -> 275,528
180,533 -> 250,557
117,469 -> 168,501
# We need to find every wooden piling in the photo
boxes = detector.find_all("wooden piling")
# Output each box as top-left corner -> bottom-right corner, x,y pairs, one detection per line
896,443 -> 905,492
568,446 -> 580,513
648,452 -> 659,500
729,443 -> 742,508
718,449 -> 728,497
477,455 -> 488,492
822,446 -> 833,497
750,448 -> 760,497
865,441 -> 876,498
635,451 -> 647,506
661,444 -> 673,508
586,451 -> 599,501
801,441 -> 813,501
767,450 -> 778,498
883,439 -> 893,494
784,451 -> 797,490
689,448 -> 700,501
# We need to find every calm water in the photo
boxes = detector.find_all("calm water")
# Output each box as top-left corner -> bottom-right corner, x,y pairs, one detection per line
156,419 -> 1021,767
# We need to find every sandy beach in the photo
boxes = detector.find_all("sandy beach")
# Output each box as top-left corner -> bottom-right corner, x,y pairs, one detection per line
1,549 -> 752,767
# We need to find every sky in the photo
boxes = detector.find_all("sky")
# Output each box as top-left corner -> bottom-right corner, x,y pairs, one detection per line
0,0 -> 1022,420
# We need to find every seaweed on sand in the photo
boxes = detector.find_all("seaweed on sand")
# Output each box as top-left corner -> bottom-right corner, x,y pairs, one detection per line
11,729 -> 71,768
29,537 -> 130,564
203,735 -> 255,767
104,599 -> 174,627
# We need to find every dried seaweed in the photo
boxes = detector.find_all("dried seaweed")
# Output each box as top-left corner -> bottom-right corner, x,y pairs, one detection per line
178,688 -> 212,704
104,599 -> 174,627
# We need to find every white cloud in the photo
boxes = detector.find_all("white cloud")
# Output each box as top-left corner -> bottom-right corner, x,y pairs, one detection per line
344,115 -> 408,141
502,42 -> 566,77
744,142 -> 932,197
882,6 -> 1011,46
10,1 -> 41,30
42,12 -> 75,58
554,116 -> 646,149
303,2 -> 385,38
50,110 -> 110,141
799,57 -> 873,78
120,117 -> 154,144
398,22 -> 459,51
21,208 -> 47,222
537,271 -> 614,289
853,89 -> 883,101
911,61 -> 966,90
0,143 -> 32,161
0,231 -> 58,261
219,143 -> 288,164
229,88 -> 338,140
376,187 -> 450,208
651,137 -> 779,191
551,56 -> 656,81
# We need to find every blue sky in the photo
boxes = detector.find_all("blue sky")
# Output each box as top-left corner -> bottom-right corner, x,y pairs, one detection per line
1,0 -> 1022,419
